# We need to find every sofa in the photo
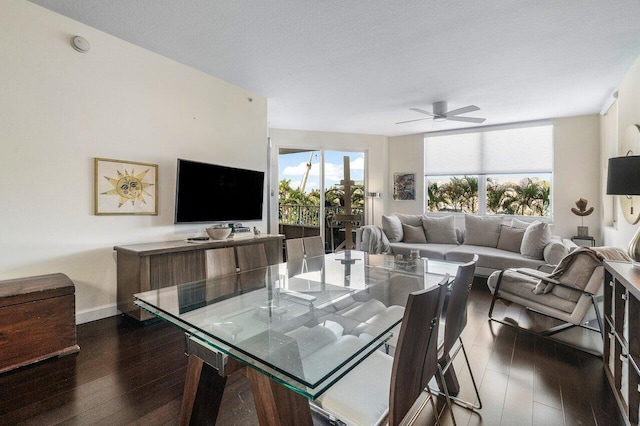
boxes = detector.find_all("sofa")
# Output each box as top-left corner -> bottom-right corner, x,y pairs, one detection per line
355,213 -> 576,278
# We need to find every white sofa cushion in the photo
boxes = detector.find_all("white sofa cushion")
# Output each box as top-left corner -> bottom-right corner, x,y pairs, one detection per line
445,245 -> 546,271
521,220 -> 552,259
496,225 -> 526,253
402,223 -> 427,244
422,215 -> 458,244
463,215 -> 503,247
381,214 -> 403,242
396,213 -> 423,226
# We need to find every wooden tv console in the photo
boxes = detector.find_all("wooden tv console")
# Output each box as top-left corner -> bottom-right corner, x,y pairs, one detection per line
115,234 -> 284,321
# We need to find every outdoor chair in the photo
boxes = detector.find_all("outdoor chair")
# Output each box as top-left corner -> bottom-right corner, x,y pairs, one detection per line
487,246 -> 630,350
313,276 -> 452,426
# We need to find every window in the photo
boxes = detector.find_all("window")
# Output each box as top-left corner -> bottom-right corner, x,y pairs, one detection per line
425,123 -> 553,217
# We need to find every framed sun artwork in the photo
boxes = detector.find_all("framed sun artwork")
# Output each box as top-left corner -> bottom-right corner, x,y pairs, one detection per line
393,172 -> 416,201
94,158 -> 158,215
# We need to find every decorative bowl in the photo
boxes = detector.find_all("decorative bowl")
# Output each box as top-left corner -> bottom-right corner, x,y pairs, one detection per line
206,227 -> 232,240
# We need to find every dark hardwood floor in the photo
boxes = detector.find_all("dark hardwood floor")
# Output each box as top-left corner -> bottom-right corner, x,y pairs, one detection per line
0,279 -> 624,425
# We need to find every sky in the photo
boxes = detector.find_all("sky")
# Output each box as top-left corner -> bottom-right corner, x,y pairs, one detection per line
279,151 -> 364,192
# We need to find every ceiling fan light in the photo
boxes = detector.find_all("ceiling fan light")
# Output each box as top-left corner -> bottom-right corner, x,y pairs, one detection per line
434,117 -> 446,122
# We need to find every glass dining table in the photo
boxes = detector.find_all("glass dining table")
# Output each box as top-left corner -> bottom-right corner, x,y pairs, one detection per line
134,250 -> 460,425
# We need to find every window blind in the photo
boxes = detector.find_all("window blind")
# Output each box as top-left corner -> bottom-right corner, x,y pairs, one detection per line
424,124 -> 553,175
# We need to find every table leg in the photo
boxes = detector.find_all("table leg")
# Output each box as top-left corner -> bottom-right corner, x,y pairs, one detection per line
180,355 -> 227,426
243,367 -> 313,426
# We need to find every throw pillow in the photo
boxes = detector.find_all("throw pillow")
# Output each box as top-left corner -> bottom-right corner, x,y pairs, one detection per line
381,214 -> 403,242
422,215 -> 458,244
520,220 -> 552,259
402,224 -> 427,244
463,215 -> 503,247
511,218 -> 531,229
396,214 -> 423,227
496,225 -> 526,253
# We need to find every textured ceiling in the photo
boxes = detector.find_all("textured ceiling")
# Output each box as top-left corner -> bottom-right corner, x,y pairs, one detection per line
28,0 -> 640,136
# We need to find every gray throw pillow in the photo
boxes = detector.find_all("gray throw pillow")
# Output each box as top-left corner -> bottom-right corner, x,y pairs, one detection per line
396,214 -> 423,227
520,220 -> 552,259
463,215 -> 503,247
402,224 -> 427,244
381,214 -> 403,242
496,225 -> 526,253
422,215 -> 458,244
511,218 -> 531,229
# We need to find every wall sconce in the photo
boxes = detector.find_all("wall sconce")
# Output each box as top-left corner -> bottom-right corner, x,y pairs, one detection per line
607,154 -> 640,263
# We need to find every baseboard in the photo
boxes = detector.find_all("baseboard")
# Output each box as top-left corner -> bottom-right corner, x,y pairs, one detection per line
76,303 -> 119,324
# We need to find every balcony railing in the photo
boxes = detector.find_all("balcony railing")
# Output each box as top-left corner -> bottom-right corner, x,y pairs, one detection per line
279,204 -> 364,227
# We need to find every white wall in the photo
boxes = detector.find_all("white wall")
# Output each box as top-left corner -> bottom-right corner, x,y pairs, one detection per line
552,115 -> 602,241
387,117 -> 603,240
267,128 -> 387,227
604,56 -> 640,249
0,0 -> 268,323
387,134 -> 425,215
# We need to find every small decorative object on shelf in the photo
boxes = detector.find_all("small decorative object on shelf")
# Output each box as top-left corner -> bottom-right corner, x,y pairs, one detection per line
253,226 -> 261,236
571,197 -> 593,238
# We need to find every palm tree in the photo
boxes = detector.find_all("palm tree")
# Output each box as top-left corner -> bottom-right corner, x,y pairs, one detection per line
502,178 -> 547,216
487,178 -> 509,214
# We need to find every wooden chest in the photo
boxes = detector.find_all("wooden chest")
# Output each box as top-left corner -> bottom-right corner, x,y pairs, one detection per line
0,273 -> 79,374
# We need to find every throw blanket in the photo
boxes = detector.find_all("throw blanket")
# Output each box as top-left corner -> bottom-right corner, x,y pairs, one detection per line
532,246 -> 630,295
364,226 -> 390,254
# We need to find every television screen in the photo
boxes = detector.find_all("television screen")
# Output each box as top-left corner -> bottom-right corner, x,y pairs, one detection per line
175,159 -> 264,223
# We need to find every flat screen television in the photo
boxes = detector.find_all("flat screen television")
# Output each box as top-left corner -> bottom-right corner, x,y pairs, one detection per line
175,159 -> 264,223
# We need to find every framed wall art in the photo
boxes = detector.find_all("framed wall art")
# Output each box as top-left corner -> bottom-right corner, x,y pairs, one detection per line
94,157 -> 158,215
393,172 -> 415,201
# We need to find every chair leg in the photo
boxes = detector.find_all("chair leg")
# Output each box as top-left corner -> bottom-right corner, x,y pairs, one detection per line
436,363 -> 457,426
457,340 -> 482,410
431,339 -> 482,411
488,270 -> 506,320
592,294 -> 605,343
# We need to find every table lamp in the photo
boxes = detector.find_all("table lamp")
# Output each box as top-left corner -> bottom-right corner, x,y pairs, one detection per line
607,155 -> 640,263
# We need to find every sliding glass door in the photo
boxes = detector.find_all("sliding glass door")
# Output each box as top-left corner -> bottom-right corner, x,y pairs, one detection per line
277,148 -> 365,253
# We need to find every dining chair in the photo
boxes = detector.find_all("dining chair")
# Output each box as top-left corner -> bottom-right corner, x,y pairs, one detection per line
285,238 -> 305,262
235,244 -> 268,271
314,276 -> 451,426
204,247 -> 238,301
303,236 -> 325,258
433,255 -> 482,412
204,247 -> 237,278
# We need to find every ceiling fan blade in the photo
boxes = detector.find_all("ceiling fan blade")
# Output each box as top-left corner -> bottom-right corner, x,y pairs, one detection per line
446,116 -> 486,123
396,117 -> 432,124
409,107 -> 435,116
443,105 -> 480,116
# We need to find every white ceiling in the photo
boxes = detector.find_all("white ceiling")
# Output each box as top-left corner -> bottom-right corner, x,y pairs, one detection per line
28,0 -> 640,137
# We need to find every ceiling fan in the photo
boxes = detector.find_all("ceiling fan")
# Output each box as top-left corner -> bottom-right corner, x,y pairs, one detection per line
396,101 -> 486,124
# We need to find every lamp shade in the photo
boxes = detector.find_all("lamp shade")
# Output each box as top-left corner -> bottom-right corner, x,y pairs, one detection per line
607,156 -> 640,195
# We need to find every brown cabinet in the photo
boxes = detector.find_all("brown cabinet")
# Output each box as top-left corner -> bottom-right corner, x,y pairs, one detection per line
115,234 -> 284,321
0,273 -> 79,374
604,260 -> 640,425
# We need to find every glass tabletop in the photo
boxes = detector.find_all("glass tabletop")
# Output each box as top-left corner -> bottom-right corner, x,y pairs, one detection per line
134,251 -> 459,400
